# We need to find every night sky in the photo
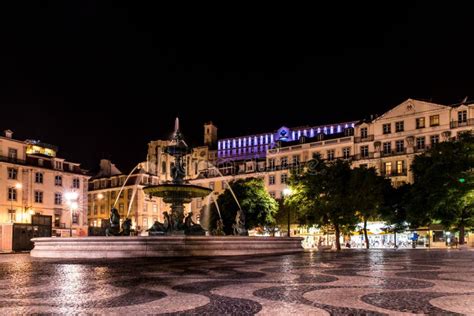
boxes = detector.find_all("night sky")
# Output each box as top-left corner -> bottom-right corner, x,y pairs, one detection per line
1,2 -> 473,172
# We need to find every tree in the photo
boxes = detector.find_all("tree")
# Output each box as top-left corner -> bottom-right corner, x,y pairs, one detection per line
350,167 -> 387,248
270,199 -> 300,236
286,157 -> 357,250
380,183 -> 410,247
208,178 -> 278,235
408,132 -> 474,244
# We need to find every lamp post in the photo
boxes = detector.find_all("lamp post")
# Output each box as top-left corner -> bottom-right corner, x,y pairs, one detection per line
282,188 -> 293,237
65,192 -> 79,237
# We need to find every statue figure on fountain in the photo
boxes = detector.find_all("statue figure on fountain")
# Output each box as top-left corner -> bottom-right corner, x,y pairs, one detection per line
232,208 -> 248,236
183,211 -> 206,235
121,218 -> 133,236
212,219 -> 225,236
147,211 -> 171,235
106,208 -> 121,236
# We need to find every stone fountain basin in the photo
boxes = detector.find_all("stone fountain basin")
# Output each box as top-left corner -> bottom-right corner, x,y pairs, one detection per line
30,236 -> 304,259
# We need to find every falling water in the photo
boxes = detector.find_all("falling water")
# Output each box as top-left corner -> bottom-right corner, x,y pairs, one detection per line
113,163 -> 141,208
209,193 -> 222,220
207,162 -> 242,211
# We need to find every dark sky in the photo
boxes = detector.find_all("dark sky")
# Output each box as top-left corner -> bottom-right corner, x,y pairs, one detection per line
1,2 -> 473,172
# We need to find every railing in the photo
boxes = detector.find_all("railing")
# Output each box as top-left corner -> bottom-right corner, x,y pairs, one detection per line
353,152 -> 374,160
381,169 -> 408,177
450,119 -> 474,128
382,149 -> 407,157
354,135 -> 374,143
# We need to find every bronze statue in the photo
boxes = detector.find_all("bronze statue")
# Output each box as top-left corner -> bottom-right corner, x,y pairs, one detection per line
232,209 -> 248,236
183,211 -> 206,235
106,208 -> 121,236
212,219 -> 225,236
121,218 -> 132,236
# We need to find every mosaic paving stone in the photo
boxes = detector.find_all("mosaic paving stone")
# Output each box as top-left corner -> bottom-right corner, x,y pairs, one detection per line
0,250 -> 470,314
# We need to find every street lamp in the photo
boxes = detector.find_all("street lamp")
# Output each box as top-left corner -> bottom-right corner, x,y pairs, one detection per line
65,192 -> 79,237
282,188 -> 293,237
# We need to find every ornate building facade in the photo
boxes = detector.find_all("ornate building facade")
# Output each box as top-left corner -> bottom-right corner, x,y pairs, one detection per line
0,130 -> 89,239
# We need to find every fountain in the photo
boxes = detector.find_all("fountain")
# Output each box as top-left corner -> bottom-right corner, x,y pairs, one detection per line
29,119 -> 303,259
144,118 -> 211,235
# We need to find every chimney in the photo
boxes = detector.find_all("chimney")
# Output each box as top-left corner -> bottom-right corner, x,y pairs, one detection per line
4,130 -> 13,138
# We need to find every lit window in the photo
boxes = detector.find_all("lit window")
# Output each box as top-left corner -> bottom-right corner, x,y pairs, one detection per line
119,204 -> 124,213
152,204 -> 158,213
384,162 -> 392,175
429,115 -> 440,126
396,161 -> 404,175
416,117 -> 425,129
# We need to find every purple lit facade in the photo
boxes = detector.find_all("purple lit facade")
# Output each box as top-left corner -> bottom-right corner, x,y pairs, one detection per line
217,122 -> 356,161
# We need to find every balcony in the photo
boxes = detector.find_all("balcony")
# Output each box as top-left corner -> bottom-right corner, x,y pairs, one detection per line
354,135 -> 374,143
382,149 -> 407,157
381,169 -> 408,177
450,119 -> 474,128
354,152 -> 374,160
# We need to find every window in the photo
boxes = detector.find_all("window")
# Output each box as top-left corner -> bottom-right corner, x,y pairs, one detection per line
396,161 -> 404,174
247,164 -> 253,172
34,191 -> 43,203
119,190 -> 124,198
161,161 -> 167,174
458,110 -> 467,123
100,205 -> 105,214
327,150 -> 335,161
383,142 -> 391,155
119,203 -> 124,213
8,188 -> 17,201
431,135 -> 440,145
394,140 -> 404,153
342,147 -> 350,159
281,173 -> 288,184
384,162 -> 392,175
127,189 -> 133,199
280,157 -> 288,167
416,117 -> 425,129
268,158 -> 275,169
430,115 -> 440,126
143,203 -> 148,213
35,172 -> 43,184
7,168 -> 17,180
292,155 -> 300,165
416,137 -> 425,150
395,121 -> 404,132
143,218 -> 148,227
269,175 -> 275,185
54,193 -> 62,205
360,127 -> 368,138
55,161 -> 63,170
101,180 -> 107,188
72,178 -> 80,189
269,192 -> 276,199
360,145 -> 369,158
152,204 -> 158,213
8,148 -> 17,160
382,123 -> 391,134
111,178 -> 117,187
312,152 -> 321,159
109,191 -> 115,199
72,213 -> 79,224
38,159 -> 44,166
94,205 -> 98,215
54,175 -> 62,186
197,198 -> 202,208
209,182 -> 215,190
8,209 -> 16,222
